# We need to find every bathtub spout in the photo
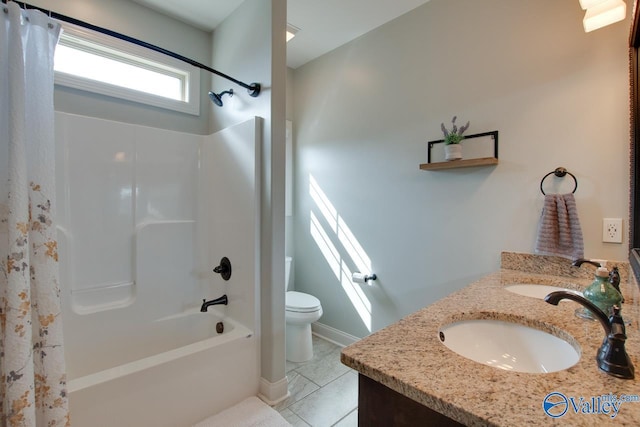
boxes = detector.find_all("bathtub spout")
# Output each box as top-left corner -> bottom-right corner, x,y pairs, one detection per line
200,295 -> 228,312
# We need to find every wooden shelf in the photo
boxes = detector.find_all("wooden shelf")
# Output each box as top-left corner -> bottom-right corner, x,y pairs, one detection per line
419,157 -> 498,171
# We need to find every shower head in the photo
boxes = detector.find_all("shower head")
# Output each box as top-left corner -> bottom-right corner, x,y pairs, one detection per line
208,89 -> 234,107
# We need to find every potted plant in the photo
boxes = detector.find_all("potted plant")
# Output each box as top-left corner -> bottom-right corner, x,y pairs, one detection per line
441,116 -> 470,161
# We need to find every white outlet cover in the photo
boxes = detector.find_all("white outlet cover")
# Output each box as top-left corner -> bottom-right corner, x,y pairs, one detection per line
603,218 -> 623,243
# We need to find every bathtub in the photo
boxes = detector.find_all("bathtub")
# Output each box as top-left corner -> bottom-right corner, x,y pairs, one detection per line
54,114 -> 263,426
67,308 -> 260,427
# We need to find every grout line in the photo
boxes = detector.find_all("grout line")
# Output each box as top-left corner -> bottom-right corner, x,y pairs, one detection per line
281,407 -> 312,427
295,371 -> 322,388
280,338 -> 358,426
294,368 -> 354,404
330,408 -> 357,426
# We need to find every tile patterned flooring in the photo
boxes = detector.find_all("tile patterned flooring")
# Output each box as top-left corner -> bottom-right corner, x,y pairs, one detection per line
276,335 -> 358,427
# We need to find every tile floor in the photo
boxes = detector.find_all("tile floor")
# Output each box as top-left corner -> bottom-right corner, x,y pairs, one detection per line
275,335 -> 358,427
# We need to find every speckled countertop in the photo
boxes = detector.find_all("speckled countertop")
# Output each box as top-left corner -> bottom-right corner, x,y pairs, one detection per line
341,252 -> 640,426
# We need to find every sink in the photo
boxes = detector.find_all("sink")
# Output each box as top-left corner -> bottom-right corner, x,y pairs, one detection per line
439,319 -> 579,373
505,284 -> 581,300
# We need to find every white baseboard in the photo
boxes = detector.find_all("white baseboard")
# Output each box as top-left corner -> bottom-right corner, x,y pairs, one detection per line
311,322 -> 360,347
258,377 -> 289,406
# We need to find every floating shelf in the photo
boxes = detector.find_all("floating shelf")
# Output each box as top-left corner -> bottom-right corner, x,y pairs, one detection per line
419,157 -> 499,171
422,130 -> 499,171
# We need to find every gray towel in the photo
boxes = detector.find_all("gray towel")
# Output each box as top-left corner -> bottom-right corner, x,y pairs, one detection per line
535,193 -> 584,260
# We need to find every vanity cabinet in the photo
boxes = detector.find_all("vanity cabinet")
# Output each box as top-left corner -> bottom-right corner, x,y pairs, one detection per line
341,260 -> 640,426
358,374 -> 464,426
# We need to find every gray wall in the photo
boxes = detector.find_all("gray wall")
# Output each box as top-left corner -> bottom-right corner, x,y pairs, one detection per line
210,0 -> 288,387
30,0 -> 212,134
291,0 -> 631,338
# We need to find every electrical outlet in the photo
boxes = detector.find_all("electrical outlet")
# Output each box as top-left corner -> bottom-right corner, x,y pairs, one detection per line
602,218 -> 623,243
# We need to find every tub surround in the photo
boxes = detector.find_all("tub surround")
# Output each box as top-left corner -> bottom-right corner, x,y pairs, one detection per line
341,252 -> 640,426
55,113 -> 262,426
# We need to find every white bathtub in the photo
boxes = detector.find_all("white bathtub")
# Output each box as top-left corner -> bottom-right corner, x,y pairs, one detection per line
68,309 -> 260,427
55,114 -> 263,426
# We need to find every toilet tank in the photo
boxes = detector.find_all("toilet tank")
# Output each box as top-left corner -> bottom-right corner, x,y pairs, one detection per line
285,256 -> 292,291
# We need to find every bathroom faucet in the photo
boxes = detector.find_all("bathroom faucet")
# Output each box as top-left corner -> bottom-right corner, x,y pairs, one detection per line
200,294 -> 228,312
544,291 -> 635,379
572,258 -> 601,268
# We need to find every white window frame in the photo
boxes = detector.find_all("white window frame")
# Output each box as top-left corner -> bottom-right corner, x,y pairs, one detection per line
55,23 -> 201,116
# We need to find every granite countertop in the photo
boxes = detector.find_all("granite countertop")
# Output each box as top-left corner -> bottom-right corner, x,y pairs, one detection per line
340,253 -> 640,426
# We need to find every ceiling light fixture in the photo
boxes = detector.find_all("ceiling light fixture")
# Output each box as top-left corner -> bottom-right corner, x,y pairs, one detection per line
581,0 -> 627,32
286,24 -> 300,42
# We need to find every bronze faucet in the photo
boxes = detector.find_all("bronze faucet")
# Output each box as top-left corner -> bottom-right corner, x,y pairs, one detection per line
200,294 -> 228,312
544,291 -> 634,379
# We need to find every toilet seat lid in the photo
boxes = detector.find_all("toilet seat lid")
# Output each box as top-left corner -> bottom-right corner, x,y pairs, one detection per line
286,291 -> 321,313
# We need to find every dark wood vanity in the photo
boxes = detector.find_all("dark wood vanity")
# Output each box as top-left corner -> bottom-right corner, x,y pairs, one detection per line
357,374 -> 464,426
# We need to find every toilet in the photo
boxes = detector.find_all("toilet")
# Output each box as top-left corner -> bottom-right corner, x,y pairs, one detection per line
285,256 -> 323,362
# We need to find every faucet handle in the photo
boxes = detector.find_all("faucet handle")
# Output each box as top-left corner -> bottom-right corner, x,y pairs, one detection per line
609,305 -> 626,337
609,267 -> 624,302
599,305 -> 634,379
213,257 -> 232,281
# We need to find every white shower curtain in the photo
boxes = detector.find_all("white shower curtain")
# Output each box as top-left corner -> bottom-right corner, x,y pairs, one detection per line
0,2 -> 69,426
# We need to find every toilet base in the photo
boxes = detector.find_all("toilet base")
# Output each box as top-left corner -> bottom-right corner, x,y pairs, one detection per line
286,322 -> 314,362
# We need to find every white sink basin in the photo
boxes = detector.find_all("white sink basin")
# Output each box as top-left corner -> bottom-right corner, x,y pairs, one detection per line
439,319 -> 579,373
504,284 -> 581,300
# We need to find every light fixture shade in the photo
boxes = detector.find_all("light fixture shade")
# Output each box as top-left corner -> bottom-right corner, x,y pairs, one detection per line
579,0 -> 608,10
583,0 -> 627,32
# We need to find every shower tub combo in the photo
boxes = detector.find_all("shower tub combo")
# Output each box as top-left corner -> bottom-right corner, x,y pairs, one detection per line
55,113 -> 261,426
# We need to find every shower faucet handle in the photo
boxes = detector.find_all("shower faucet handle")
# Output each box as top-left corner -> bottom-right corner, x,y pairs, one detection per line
213,257 -> 232,281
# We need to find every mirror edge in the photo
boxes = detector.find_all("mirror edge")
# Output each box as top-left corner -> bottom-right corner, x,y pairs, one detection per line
630,0 -> 640,284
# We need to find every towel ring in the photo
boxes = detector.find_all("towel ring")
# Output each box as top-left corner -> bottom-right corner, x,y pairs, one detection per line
540,167 -> 578,195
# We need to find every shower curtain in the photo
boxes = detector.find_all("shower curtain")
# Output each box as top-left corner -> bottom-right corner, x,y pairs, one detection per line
0,2 -> 69,426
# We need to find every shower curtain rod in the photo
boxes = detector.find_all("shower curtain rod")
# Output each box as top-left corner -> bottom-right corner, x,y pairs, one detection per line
2,0 -> 261,97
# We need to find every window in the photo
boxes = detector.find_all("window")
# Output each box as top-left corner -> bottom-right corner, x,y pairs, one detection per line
54,23 -> 200,115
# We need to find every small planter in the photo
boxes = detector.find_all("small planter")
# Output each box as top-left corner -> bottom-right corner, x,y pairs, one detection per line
444,144 -> 462,161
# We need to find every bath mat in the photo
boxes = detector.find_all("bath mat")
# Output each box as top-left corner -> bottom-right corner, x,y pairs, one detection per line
192,396 -> 291,427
